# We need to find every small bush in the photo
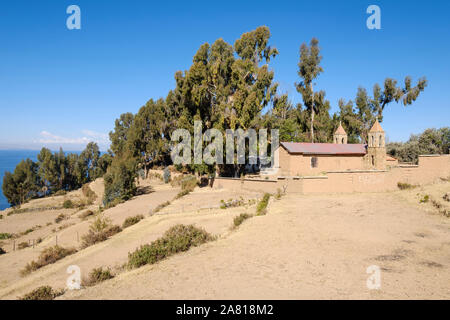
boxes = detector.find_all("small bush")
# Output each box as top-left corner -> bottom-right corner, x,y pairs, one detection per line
54,213 -> 67,223
122,215 -> 144,228
63,199 -> 74,209
21,246 -> 77,275
19,286 -> 64,300
233,213 -> 251,227
54,190 -> 67,196
152,201 -> 171,214
0,214 -> 3,219
256,193 -> 271,215
128,224 -> 214,269
78,210 -> 94,220
420,195 -> 430,203
275,188 -> 284,200
82,267 -> 114,287
397,182 -> 417,190
175,189 -> 191,199
0,247 -> 6,255
18,242 -> 30,250
0,233 -> 12,240
81,215 -> 121,248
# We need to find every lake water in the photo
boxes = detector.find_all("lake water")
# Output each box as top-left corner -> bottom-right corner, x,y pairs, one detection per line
0,150 -> 40,210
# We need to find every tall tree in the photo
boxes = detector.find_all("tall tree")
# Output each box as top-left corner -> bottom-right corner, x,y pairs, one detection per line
295,38 -> 326,142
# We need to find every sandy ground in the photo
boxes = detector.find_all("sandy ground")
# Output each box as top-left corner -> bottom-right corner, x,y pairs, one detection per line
0,178 -> 449,299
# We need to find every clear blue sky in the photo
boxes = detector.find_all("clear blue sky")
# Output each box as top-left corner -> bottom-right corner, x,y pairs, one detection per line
0,0 -> 449,151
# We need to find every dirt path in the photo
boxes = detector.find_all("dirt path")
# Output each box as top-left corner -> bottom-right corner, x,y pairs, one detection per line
62,188 -> 450,300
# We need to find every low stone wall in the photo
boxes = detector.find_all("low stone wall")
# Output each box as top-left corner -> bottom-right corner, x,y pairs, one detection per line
212,155 -> 450,194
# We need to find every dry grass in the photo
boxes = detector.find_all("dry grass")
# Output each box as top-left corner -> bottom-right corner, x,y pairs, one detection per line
233,213 -> 252,228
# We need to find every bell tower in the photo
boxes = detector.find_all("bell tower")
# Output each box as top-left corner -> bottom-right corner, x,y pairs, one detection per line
334,121 -> 347,144
367,119 -> 386,170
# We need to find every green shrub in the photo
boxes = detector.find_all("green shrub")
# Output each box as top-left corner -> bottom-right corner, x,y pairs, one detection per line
233,213 -> 251,227
0,214 -> 3,219
21,246 -> 77,275
256,193 -> 271,215
420,195 -> 430,203
19,286 -> 64,300
0,233 -> 12,240
128,224 -> 214,269
81,215 -> 122,248
103,154 -> 137,207
82,267 -> 114,287
0,247 -> 6,255
175,189 -> 191,199
54,213 -> 67,223
63,199 -> 74,209
104,197 -> 125,209
397,182 -> 417,190
122,215 -> 144,228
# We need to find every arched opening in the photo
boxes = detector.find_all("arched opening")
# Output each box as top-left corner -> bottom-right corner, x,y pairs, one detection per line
379,136 -> 382,147
371,135 -> 374,146
342,137 -> 345,144
371,155 -> 375,166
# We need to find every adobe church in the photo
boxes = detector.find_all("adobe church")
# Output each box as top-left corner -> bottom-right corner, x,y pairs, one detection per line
275,119 -> 391,176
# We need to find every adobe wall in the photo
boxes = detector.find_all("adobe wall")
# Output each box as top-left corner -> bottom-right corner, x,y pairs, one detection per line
212,155 -> 450,194
285,153 -> 365,176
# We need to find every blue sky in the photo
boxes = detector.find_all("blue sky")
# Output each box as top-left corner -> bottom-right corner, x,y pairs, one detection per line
0,0 -> 449,151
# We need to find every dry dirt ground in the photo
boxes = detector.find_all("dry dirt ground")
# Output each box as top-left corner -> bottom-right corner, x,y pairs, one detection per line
0,178 -> 449,299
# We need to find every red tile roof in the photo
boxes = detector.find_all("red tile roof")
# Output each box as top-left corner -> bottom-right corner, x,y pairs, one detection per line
281,142 -> 367,155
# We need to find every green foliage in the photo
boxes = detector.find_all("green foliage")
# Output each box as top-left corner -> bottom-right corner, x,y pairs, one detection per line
2,159 -> 39,206
103,153 -> 138,206
420,195 -> 430,203
397,182 -> 417,190
81,215 -> 122,248
233,213 -> 251,227
20,286 -> 64,300
152,201 -> 171,214
62,200 -> 73,209
21,246 -> 77,275
83,267 -> 114,287
256,193 -> 271,215
0,233 -> 12,240
2,143 -> 108,207
122,214 -> 144,228
387,127 -> 449,164
127,224 -> 214,268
